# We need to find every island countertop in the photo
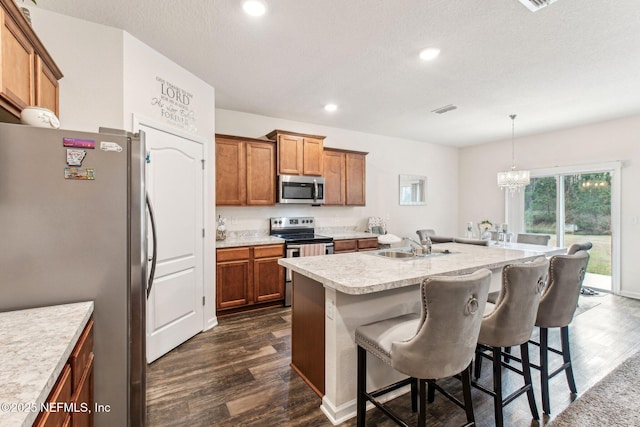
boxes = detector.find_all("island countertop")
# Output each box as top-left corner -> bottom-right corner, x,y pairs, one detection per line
279,242 -> 565,295
0,301 -> 94,427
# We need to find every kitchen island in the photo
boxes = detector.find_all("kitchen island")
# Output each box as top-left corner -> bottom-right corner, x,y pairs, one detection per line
279,242 -> 564,424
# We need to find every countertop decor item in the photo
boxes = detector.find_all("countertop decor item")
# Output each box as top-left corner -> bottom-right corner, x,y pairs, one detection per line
20,106 -> 60,128
478,220 -> 493,240
216,215 -> 227,241
497,114 -> 530,192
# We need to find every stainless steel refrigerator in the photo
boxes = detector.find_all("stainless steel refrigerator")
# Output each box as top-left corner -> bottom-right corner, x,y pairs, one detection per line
0,122 -> 150,426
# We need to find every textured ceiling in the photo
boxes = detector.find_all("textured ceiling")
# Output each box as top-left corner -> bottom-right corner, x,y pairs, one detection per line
34,0 -> 640,147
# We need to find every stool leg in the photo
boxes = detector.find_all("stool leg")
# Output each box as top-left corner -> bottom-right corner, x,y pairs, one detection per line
474,349 -> 482,379
461,364 -> 475,424
561,326 -> 578,394
540,327 -> 550,414
520,342 -> 540,420
418,378 -> 427,427
411,377 -> 418,412
357,346 -> 366,427
427,379 -> 435,403
492,346 -> 504,427
503,346 -> 513,363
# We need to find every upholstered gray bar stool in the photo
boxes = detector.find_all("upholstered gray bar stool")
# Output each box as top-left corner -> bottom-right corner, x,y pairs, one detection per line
416,229 -> 455,244
516,233 -> 551,245
486,237 -> 581,306
355,269 -> 491,427
416,229 -> 435,240
533,250 -> 590,414
567,242 -> 593,254
472,257 -> 549,427
454,237 -> 490,246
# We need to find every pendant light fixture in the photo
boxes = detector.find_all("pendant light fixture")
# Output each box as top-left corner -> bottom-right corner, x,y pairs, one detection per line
497,114 -> 530,192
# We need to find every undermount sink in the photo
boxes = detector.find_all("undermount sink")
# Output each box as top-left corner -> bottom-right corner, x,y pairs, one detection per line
368,247 -> 455,261
374,250 -> 416,259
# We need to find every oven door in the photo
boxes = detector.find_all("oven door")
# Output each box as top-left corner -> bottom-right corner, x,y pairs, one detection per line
283,242 -> 333,306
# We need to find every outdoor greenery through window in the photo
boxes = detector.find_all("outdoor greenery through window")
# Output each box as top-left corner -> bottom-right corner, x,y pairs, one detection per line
524,172 -> 612,277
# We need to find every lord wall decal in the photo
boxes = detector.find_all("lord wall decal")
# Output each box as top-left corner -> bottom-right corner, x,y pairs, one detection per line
151,76 -> 198,134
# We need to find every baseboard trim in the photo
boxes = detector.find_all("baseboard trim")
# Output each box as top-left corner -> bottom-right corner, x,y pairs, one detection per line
319,384 -> 411,425
619,290 -> 640,300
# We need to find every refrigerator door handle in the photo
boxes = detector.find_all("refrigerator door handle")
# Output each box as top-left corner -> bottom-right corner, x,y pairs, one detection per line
146,193 -> 157,299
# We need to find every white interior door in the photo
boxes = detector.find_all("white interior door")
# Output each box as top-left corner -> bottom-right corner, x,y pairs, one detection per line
138,122 -> 204,363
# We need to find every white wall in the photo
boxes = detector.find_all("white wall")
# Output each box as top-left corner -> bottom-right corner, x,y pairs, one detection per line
459,114 -> 640,298
27,6 -> 124,131
122,33 -> 215,140
216,109 -> 460,238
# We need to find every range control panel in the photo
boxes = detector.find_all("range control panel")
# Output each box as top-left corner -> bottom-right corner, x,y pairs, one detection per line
270,217 -> 315,231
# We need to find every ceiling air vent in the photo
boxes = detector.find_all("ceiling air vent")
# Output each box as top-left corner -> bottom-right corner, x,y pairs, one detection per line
517,0 -> 559,12
431,104 -> 457,114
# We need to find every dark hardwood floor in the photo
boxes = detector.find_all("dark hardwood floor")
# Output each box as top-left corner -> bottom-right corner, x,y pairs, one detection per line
147,293 -> 640,426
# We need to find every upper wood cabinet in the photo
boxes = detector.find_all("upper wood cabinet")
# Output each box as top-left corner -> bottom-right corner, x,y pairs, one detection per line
216,134 -> 276,206
323,149 -> 346,205
323,147 -> 368,206
265,130 -> 325,176
0,0 -> 62,120
346,151 -> 366,206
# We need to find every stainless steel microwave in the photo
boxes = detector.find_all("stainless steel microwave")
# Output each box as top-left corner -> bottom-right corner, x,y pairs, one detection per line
278,175 -> 325,204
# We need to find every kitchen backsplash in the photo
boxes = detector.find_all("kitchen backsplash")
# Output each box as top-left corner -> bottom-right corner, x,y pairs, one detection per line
216,207 -> 369,234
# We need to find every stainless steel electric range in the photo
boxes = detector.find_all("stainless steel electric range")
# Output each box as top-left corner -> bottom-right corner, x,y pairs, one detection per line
270,216 -> 334,306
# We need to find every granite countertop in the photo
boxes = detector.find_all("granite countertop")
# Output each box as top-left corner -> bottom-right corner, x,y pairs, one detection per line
279,242 -> 565,295
324,231 -> 377,240
0,301 -> 94,427
216,236 -> 285,249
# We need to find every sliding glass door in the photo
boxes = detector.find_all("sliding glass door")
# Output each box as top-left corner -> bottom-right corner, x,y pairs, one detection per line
519,163 -> 620,293
524,177 -> 558,246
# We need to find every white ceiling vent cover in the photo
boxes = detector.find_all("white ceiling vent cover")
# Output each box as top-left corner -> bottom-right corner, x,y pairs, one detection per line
517,0 -> 559,12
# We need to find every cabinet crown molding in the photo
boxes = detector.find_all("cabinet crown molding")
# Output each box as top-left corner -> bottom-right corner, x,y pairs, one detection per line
265,129 -> 326,140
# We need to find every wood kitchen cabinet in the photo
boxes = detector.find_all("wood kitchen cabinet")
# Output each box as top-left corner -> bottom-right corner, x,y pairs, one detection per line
34,319 -> 94,427
216,244 -> 284,315
323,148 -> 368,206
0,0 -> 62,121
216,247 -> 251,309
323,149 -> 345,205
333,237 -> 378,254
265,130 -> 325,176
216,134 -> 276,206
253,245 -> 285,303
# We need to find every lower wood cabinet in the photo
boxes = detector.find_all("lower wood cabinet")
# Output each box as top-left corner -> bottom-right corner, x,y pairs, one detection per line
34,319 -> 94,427
333,237 -> 378,254
216,244 -> 284,315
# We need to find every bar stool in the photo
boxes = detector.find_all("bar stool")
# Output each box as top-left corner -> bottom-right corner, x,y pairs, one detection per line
472,257 -> 549,427
534,250 -> 590,414
487,241 -> 592,305
355,269 -> 491,427
516,233 -> 551,245
567,242 -> 592,255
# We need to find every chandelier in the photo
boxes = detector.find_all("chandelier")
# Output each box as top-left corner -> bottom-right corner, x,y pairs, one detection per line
497,114 -> 530,192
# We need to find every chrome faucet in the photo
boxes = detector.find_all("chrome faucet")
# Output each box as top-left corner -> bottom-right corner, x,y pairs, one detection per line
403,236 -> 432,256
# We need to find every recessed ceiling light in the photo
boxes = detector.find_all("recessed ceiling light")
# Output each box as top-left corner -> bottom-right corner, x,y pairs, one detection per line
243,0 -> 267,17
419,48 -> 440,61
324,104 -> 338,112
